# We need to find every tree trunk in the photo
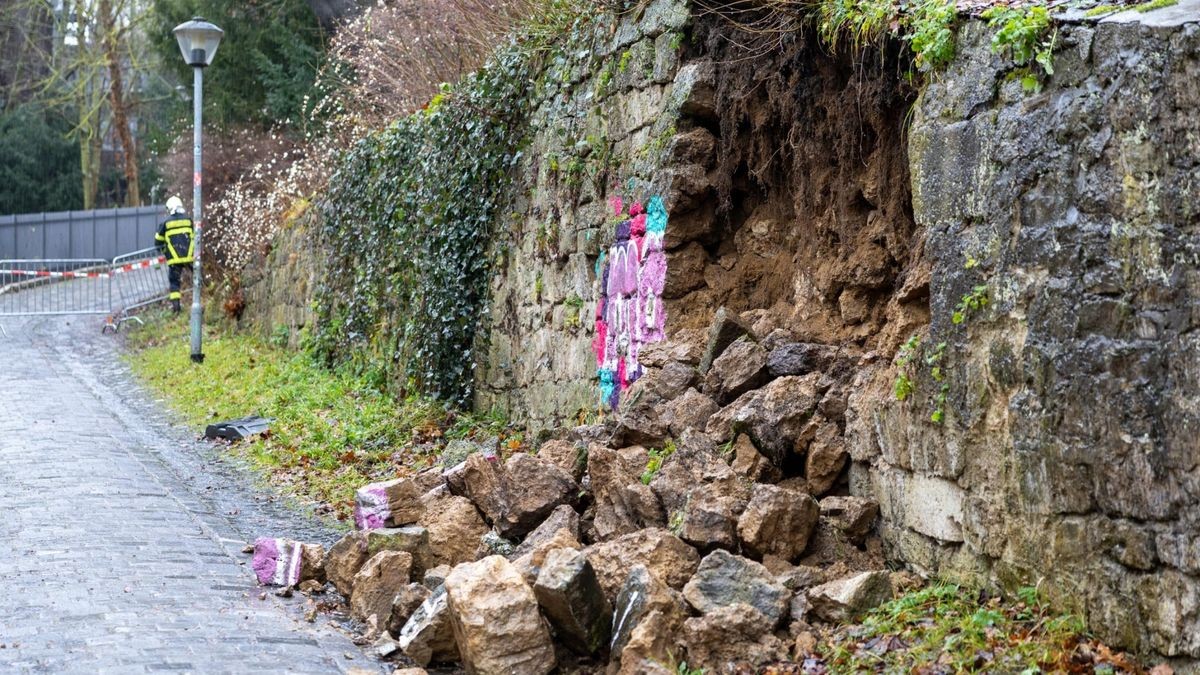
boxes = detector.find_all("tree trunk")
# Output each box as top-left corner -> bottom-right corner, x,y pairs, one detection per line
98,0 -> 139,205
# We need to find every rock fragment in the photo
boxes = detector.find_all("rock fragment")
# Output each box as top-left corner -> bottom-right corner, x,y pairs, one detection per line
737,484 -> 820,561
323,532 -> 369,596
444,556 -> 556,675
350,551 -> 413,628
698,307 -> 752,374
398,586 -> 459,666
366,526 -> 431,575
512,504 -> 581,558
677,483 -> 745,551
682,549 -> 790,627
585,528 -> 700,600
251,538 -> 324,588
533,547 -> 612,655
708,338 -> 770,403
460,452 -> 577,539
807,571 -> 893,622
681,603 -> 788,669
418,494 -> 487,568
387,582 -> 431,634
354,477 -> 425,530
819,495 -> 879,543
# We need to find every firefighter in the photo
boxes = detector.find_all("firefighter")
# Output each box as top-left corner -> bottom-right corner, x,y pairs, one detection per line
155,196 -> 194,313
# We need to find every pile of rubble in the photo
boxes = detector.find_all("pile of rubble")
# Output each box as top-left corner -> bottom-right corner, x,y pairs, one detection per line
253,309 -> 905,673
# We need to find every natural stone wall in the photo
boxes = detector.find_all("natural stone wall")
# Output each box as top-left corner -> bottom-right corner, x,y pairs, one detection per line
849,15 -> 1200,666
475,0 -> 693,428
241,209 -> 321,347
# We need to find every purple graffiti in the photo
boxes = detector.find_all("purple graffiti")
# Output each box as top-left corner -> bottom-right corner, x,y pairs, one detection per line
595,195 -> 669,409
353,484 -> 391,530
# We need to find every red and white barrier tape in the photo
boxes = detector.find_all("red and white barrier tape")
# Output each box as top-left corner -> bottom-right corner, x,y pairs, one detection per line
0,256 -> 167,280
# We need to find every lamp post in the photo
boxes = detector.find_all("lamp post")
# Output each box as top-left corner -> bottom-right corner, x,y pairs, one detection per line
173,17 -> 223,364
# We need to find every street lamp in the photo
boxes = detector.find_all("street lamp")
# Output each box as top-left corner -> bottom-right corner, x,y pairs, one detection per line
173,16 -> 222,364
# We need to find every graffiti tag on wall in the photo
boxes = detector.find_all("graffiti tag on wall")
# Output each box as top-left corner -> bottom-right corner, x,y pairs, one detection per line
592,194 -> 668,409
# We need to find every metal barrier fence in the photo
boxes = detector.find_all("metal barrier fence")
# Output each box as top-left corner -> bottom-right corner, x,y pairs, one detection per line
111,248 -> 187,324
0,258 -> 113,316
0,248 -> 182,330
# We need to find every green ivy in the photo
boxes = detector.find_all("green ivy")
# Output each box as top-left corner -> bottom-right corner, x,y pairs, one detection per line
312,42 -> 537,405
311,7 -> 606,407
981,5 -> 1057,91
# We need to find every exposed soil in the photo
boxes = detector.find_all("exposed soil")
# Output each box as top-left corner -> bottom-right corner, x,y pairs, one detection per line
666,17 -> 929,355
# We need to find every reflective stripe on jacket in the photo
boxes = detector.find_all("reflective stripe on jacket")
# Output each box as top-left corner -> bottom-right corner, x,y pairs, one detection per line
155,217 -> 194,265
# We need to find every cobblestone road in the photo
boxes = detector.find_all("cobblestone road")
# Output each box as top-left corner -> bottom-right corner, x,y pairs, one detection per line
0,315 -> 380,674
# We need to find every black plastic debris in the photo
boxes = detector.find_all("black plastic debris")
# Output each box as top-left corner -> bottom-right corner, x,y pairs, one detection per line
205,416 -> 273,441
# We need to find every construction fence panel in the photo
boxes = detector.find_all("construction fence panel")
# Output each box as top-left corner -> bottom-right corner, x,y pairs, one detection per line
0,258 -> 113,316
111,248 -> 179,316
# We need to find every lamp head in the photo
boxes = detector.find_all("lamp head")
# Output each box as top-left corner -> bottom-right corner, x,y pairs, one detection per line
173,17 -> 223,68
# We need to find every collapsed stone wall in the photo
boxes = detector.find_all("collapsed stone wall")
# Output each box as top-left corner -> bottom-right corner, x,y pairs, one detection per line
849,16 -> 1200,663
240,0 -> 1200,663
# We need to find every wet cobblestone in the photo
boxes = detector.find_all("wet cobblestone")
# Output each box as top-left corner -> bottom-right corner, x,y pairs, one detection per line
0,315 -> 379,674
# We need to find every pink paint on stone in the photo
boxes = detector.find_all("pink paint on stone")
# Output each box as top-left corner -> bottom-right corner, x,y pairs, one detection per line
353,485 -> 391,531
252,537 -> 280,586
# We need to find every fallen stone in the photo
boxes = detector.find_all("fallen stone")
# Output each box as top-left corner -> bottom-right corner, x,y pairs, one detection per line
665,388 -> 720,437
512,527 -> 582,585
442,460 -> 470,497
460,452 -> 577,539
387,582 -> 431,634
610,565 -> 689,671
413,467 -> 446,493
423,564 -> 451,590
767,342 -> 844,378
351,551 -> 413,629
398,585 -> 459,666
366,526 -> 431,576
588,445 -> 653,541
820,495 -> 880,544
533,547 -> 612,655
682,603 -> 788,670
652,360 -> 698,400
804,422 -> 848,496
807,571 -> 893,622
614,379 -> 670,446
698,306 -> 753,374
374,632 -> 400,658
512,504 -> 581,559
705,373 -> 825,464
251,538 -> 324,588
323,532 -> 370,596
354,477 -> 425,530
737,484 -> 820,561
444,556 -> 556,675
730,434 -> 783,483
418,494 -> 487,568
298,579 -> 324,594
392,669 -> 429,675
677,482 -> 746,551
682,549 -> 790,627
708,337 -> 770,403
535,439 -> 586,481
585,528 -> 700,601
648,430 -> 745,517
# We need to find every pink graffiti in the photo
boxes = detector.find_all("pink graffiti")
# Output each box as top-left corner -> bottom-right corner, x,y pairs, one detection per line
595,194 -> 669,409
